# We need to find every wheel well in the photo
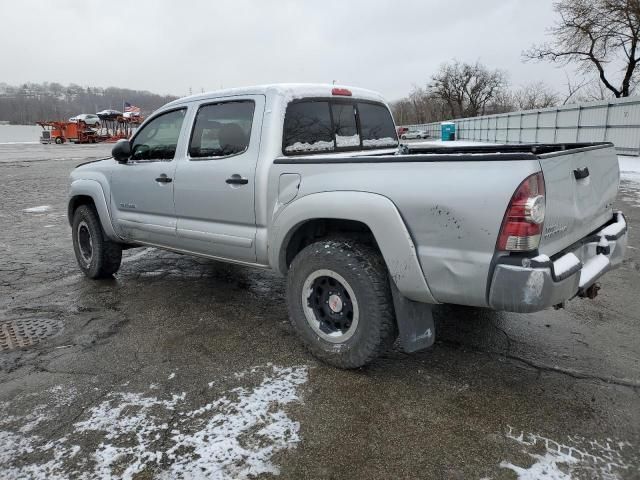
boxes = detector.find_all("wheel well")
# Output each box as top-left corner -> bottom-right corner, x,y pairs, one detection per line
68,195 -> 95,225
283,219 -> 378,271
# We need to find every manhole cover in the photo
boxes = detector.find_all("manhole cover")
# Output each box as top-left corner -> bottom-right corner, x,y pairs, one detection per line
0,318 -> 62,351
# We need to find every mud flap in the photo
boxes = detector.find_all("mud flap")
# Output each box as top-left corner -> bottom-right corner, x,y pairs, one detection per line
390,281 -> 435,353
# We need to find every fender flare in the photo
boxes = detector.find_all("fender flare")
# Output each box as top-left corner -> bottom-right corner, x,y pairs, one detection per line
68,179 -> 120,241
269,191 -> 437,304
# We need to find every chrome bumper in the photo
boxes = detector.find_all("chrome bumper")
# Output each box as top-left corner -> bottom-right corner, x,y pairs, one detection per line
489,212 -> 628,313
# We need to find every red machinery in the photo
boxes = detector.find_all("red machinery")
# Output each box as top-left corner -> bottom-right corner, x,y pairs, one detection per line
37,115 -> 144,144
37,121 -> 98,144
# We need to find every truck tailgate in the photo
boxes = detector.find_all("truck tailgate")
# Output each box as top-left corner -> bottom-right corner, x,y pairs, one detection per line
537,144 -> 619,256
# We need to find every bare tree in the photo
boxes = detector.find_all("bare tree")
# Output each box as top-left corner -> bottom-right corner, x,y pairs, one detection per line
429,60 -> 508,118
511,81 -> 560,110
525,0 -> 640,98
390,87 -> 449,125
561,71 -> 591,104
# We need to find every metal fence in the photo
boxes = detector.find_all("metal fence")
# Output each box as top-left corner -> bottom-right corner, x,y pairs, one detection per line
404,95 -> 640,155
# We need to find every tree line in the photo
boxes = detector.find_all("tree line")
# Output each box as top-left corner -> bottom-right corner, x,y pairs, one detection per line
391,62 -> 566,126
392,0 -> 640,125
0,82 -> 177,125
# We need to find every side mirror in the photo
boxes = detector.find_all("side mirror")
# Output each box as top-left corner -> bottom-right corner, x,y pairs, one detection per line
112,139 -> 131,163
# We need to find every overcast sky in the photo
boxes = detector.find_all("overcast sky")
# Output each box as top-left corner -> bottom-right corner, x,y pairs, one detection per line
1,0 -> 568,101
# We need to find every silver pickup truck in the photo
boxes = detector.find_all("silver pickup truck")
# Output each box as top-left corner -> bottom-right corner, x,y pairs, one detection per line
68,83 -> 628,368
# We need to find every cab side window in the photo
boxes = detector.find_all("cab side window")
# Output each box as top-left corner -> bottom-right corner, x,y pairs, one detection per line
189,101 -> 255,159
131,108 -> 186,161
283,101 -> 334,154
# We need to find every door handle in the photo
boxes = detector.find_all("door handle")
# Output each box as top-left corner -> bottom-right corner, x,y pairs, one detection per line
155,174 -> 172,183
573,167 -> 590,180
226,174 -> 249,185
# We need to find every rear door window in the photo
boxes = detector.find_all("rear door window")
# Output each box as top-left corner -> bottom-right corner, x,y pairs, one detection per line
189,100 -> 255,159
283,101 -> 334,154
357,102 -> 398,148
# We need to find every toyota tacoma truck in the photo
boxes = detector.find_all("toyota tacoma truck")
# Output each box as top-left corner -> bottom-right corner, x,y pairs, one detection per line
68,83 -> 628,368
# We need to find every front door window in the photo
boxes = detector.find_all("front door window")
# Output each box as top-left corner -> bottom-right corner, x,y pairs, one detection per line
131,109 -> 186,161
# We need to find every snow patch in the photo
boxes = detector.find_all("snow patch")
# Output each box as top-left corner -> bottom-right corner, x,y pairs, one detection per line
618,155 -> 640,208
163,366 -> 307,479
501,426 -> 636,480
532,254 -> 550,263
618,155 -> 640,180
0,365 -> 308,479
284,140 -> 334,153
501,452 -> 575,480
579,254 -> 610,288
599,214 -> 626,237
335,133 -> 360,148
553,253 -> 581,277
23,205 -> 51,213
363,137 -> 398,147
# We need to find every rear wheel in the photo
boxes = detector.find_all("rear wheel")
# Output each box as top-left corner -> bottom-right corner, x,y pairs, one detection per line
286,237 -> 396,368
55,137 -> 63,144
72,205 -> 122,279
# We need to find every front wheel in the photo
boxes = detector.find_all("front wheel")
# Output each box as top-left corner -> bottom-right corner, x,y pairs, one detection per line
286,238 -> 397,368
72,205 -> 122,278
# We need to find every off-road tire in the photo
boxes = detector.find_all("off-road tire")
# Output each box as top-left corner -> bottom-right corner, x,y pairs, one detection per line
72,205 -> 122,279
286,237 -> 396,369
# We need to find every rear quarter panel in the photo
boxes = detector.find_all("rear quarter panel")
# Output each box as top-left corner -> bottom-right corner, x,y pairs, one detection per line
268,158 -> 541,307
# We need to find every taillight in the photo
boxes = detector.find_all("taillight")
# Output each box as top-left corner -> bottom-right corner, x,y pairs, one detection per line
331,88 -> 352,96
497,172 -> 546,251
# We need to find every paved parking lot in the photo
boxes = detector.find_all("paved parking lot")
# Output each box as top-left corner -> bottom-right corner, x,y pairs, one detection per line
1,143 -> 639,479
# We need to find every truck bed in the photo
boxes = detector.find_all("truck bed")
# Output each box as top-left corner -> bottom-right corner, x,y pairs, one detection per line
271,141 -> 619,307
274,142 -> 613,164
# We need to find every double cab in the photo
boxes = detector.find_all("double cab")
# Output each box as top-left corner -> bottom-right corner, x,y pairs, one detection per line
68,84 -> 627,368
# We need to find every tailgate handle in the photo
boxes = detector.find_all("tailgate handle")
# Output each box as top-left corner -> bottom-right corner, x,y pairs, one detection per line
574,167 -> 590,180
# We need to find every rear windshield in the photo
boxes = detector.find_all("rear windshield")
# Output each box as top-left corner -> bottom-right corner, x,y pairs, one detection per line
357,103 -> 398,148
283,99 -> 398,155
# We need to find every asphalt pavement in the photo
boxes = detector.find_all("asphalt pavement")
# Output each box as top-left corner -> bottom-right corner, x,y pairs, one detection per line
1,143 -> 639,479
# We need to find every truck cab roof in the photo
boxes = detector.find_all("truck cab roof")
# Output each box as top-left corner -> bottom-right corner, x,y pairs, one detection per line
164,83 -> 387,108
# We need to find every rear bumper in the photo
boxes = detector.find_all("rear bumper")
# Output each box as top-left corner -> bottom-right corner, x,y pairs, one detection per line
488,212 -> 627,313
